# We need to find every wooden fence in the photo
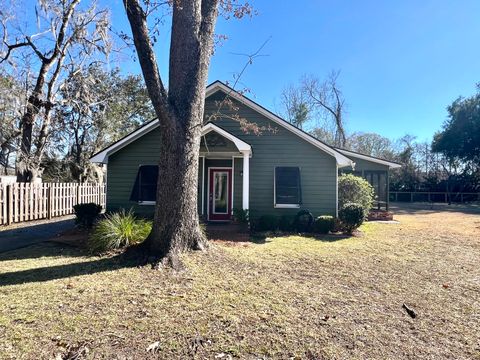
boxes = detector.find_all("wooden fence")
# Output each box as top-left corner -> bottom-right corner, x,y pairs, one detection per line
0,183 -> 106,226
390,191 -> 480,203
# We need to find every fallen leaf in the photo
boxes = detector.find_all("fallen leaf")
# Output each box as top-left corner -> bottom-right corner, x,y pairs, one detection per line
147,341 -> 161,353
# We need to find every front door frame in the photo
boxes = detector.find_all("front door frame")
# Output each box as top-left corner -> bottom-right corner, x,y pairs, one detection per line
207,167 -> 233,221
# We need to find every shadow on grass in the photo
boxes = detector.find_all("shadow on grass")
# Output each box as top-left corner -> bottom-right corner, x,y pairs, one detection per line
0,249 -> 138,287
391,202 -> 480,215
0,240 -> 86,262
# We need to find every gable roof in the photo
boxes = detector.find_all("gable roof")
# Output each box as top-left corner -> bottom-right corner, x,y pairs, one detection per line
334,147 -> 402,169
90,81 -> 353,167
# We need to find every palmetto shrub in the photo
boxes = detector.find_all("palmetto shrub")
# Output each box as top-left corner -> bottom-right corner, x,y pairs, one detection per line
87,210 -> 152,254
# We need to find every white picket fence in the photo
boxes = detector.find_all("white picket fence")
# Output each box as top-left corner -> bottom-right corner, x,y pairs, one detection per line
0,183 -> 106,225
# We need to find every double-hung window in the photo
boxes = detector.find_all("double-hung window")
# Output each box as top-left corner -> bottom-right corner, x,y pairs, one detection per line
274,166 -> 302,208
130,165 -> 158,204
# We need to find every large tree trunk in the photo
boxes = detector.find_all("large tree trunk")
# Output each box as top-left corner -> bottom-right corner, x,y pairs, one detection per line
124,0 -> 219,266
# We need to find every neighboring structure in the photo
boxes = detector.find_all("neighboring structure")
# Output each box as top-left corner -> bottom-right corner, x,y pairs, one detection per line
91,81 -> 401,221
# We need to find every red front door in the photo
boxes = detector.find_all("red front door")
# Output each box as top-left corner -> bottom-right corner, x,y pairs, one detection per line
209,168 -> 232,221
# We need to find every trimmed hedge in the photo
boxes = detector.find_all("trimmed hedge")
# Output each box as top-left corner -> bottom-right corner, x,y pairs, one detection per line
339,203 -> 365,234
338,174 -> 374,218
293,209 -> 314,233
313,215 -> 335,234
73,203 -> 102,228
278,215 -> 294,232
257,215 -> 279,232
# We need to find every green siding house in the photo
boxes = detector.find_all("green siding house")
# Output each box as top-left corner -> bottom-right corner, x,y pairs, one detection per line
91,81 -> 401,221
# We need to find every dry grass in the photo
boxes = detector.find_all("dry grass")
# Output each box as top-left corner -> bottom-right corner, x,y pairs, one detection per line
0,208 -> 479,359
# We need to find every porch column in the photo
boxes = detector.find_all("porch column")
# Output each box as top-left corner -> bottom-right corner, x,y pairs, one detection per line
241,150 -> 250,210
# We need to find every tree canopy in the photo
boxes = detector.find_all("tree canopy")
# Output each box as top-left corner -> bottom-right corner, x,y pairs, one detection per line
432,87 -> 480,163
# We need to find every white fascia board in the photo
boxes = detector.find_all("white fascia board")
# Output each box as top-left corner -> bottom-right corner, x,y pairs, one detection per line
205,82 -> 353,168
335,148 -> 402,169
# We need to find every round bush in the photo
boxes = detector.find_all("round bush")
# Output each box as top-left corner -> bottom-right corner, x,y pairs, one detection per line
87,210 -> 152,254
257,215 -> 279,232
293,209 -> 314,233
338,174 -> 375,218
278,215 -> 294,232
73,203 -> 102,228
313,215 -> 335,234
339,203 -> 365,234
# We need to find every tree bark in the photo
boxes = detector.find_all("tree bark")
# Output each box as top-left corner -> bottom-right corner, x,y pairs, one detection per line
124,0 -> 219,266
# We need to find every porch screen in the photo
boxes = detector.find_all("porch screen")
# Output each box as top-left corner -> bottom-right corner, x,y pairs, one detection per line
275,167 -> 302,206
130,165 -> 158,202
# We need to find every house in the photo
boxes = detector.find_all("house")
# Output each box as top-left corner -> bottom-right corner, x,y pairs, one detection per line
90,81 -> 401,221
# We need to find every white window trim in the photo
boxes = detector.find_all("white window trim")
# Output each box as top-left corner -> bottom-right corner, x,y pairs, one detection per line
273,166 -> 302,209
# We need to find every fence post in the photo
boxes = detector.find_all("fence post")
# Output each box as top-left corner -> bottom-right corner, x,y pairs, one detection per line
77,183 -> 81,206
7,184 -> 13,225
47,184 -> 52,220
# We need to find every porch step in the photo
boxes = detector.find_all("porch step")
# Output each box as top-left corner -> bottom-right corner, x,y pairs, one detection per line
206,223 -> 250,242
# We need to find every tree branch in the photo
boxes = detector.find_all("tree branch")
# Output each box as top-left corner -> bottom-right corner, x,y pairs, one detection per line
123,0 -> 169,124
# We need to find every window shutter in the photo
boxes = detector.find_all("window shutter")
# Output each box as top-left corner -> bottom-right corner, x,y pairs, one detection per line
129,165 -> 159,202
275,167 -> 302,205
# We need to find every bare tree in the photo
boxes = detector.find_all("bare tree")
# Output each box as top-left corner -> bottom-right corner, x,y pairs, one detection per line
0,0 -> 110,182
0,73 -> 24,173
280,84 -> 311,129
302,70 -> 347,147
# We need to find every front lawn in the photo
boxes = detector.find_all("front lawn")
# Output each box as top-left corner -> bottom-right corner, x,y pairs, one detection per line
0,209 -> 479,359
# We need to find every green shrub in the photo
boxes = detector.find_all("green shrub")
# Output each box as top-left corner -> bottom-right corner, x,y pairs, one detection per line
232,208 -> 249,224
257,215 -> 279,232
339,203 -> 365,234
313,215 -> 335,234
278,215 -> 294,232
73,203 -> 102,228
293,209 -> 314,233
87,210 -> 152,254
338,174 -> 374,218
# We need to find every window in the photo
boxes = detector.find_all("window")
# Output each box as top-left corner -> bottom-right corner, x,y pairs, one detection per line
130,165 -> 158,203
274,167 -> 302,207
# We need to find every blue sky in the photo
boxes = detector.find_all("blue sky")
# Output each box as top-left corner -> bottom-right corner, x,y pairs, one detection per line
109,0 -> 480,142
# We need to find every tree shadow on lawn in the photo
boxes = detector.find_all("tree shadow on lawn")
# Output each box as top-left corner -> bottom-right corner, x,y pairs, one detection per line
391,202 -> 480,215
0,242 -> 85,262
0,248 -> 138,287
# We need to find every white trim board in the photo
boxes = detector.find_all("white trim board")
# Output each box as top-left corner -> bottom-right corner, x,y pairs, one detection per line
90,81 -> 352,167
335,148 -> 402,169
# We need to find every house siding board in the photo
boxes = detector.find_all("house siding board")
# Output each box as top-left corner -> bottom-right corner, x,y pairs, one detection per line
106,90 -> 337,218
